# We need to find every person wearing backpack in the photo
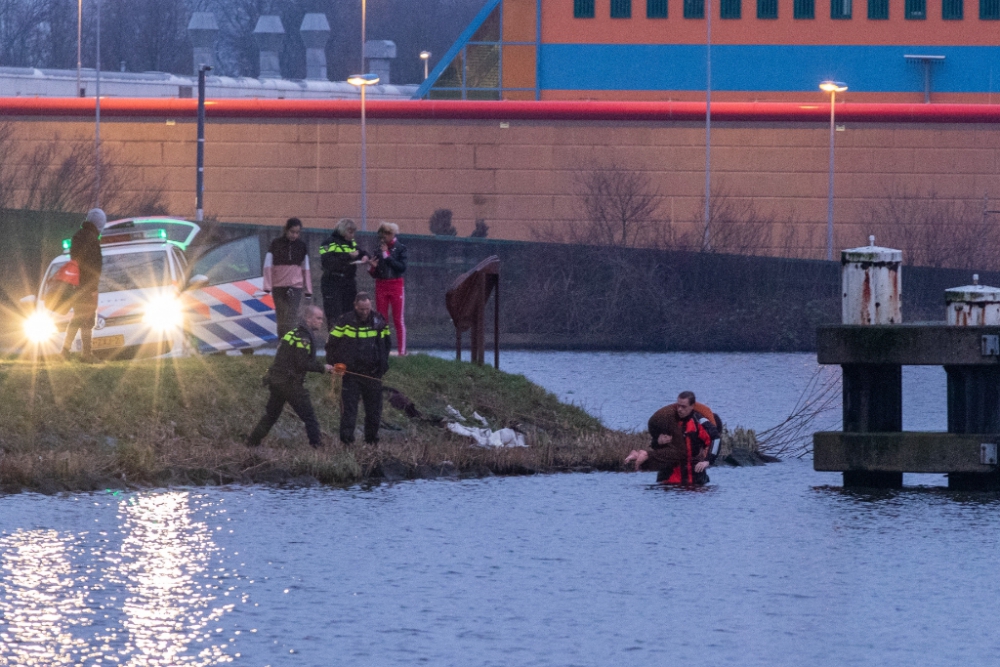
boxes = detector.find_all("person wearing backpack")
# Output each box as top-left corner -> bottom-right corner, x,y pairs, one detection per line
60,208 -> 105,363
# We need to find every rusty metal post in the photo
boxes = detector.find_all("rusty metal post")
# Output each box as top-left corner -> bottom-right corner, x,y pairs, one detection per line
455,328 -> 462,362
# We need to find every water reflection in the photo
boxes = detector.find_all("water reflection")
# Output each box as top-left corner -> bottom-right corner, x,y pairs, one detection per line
0,529 -> 91,666
0,493 -> 234,665
114,492 -> 233,666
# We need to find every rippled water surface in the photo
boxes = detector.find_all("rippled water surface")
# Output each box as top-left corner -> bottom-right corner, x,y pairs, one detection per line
2,352 -> 995,667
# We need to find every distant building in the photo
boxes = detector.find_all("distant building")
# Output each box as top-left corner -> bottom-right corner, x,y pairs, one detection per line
0,66 -> 417,101
416,0 -> 1000,103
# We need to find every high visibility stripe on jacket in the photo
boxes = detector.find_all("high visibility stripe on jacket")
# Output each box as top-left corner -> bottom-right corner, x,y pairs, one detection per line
319,240 -> 357,256
281,329 -> 312,351
330,324 -> 392,339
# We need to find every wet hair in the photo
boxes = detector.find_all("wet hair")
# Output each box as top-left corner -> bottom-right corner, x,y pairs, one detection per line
354,292 -> 371,304
678,391 -> 696,406
335,218 -> 357,235
285,217 -> 303,231
377,221 -> 399,235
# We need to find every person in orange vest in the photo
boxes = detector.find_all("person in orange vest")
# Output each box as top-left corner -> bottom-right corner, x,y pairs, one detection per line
625,391 -> 721,485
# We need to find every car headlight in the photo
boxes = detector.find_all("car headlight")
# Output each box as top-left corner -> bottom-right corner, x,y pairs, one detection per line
142,295 -> 184,331
23,311 -> 58,343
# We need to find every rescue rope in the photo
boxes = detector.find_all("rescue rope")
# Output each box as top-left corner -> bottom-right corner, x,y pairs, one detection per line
331,363 -> 383,383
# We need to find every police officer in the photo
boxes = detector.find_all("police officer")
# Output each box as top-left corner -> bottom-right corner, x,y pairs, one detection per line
326,292 -> 391,446
319,218 -> 368,326
246,305 -> 333,448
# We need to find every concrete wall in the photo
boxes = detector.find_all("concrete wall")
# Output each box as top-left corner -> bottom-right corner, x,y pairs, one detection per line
4,102 -> 1000,258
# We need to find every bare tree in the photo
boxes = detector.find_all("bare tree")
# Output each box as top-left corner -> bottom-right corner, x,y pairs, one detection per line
699,188 -> 773,256
16,136 -> 165,215
864,187 -> 1000,270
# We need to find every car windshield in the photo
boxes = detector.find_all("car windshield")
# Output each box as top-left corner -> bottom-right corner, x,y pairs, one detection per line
100,252 -> 170,291
43,251 -> 170,296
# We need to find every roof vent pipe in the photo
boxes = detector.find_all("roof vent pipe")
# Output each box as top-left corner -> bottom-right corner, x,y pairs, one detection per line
300,13 -> 331,81
364,40 -> 396,85
187,12 -> 219,75
253,15 -> 285,79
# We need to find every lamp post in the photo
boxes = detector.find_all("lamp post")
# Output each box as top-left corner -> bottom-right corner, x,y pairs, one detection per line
348,73 -> 380,232
76,0 -> 82,96
94,0 -> 101,208
703,0 -> 712,251
820,81 -> 847,261
196,65 -> 212,222
420,51 -> 431,80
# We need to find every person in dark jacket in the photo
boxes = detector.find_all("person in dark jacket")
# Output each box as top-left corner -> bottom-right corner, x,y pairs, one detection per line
326,292 -> 392,446
319,218 -> 368,326
61,208 -> 106,363
246,305 -> 333,449
367,221 -> 407,356
625,391 -> 720,485
264,217 -> 312,338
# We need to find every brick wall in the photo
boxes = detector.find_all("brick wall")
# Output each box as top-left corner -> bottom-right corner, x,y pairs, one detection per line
5,107 -> 1000,259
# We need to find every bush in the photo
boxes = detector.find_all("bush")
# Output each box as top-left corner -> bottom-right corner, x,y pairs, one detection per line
429,209 -> 457,236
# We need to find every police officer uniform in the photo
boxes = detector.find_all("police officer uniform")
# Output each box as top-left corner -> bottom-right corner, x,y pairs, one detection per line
326,309 -> 392,445
247,325 -> 326,448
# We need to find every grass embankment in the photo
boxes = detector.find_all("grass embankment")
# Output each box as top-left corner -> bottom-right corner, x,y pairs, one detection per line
0,353 -> 646,493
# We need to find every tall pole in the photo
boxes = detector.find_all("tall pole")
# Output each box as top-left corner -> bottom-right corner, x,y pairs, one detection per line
360,0 -> 368,231
360,83 -> 368,232
76,0 -> 82,96
94,0 -> 101,208
702,0 -> 712,251
826,89 -> 836,261
196,65 -> 211,222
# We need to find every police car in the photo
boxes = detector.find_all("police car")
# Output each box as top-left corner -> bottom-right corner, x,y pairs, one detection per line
21,217 -> 279,357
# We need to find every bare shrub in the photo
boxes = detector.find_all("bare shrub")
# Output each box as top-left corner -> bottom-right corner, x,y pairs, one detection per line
699,188 -> 773,256
864,189 -> 1000,270
535,162 -> 669,248
429,208 -> 457,236
15,135 -> 166,216
471,219 -> 489,238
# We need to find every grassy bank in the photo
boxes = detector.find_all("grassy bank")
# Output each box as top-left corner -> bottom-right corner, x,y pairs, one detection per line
0,353 -> 646,493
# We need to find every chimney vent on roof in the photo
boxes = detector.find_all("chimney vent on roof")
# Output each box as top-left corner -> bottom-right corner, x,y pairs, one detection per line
300,13 -> 331,81
188,12 -> 219,75
253,15 -> 285,79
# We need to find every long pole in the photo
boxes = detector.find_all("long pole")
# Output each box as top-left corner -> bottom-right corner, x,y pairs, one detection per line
360,84 -> 368,232
196,65 -> 210,222
76,0 -> 82,96
94,0 -> 101,208
702,0 -> 712,251
360,0 -> 368,231
826,90 -> 836,261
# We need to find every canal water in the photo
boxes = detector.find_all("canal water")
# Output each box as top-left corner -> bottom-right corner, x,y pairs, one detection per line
2,352 -> 997,667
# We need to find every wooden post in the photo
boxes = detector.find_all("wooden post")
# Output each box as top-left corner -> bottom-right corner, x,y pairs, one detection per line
493,274 -> 500,369
842,363 -> 903,488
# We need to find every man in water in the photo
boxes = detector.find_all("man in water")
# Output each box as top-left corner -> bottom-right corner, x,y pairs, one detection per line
625,391 -> 720,485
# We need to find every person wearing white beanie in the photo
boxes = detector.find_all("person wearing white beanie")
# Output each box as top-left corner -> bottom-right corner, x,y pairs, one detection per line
60,208 -> 106,362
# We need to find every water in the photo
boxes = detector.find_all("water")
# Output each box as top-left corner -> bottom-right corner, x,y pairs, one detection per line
1,352 -> 994,667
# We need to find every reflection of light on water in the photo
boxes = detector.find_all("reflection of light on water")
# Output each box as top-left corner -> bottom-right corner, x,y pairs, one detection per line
0,530 -> 92,666
114,492 -> 233,666
0,493 -> 234,665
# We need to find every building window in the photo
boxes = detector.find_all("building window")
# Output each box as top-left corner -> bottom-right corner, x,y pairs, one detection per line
905,0 -> 925,17
868,0 -> 889,17
685,0 -> 706,16
648,0 -> 669,16
943,0 -> 963,16
794,0 -> 815,17
831,0 -> 852,16
758,0 -> 778,16
611,0 -> 632,17
574,0 -> 595,17
720,0 -> 742,16
983,0 -> 1000,17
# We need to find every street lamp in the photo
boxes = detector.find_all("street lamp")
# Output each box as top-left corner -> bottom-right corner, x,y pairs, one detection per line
348,73 -> 380,232
820,80 -> 847,261
420,51 -> 431,80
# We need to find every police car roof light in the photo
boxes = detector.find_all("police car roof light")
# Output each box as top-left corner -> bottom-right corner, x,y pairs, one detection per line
61,228 -> 168,252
